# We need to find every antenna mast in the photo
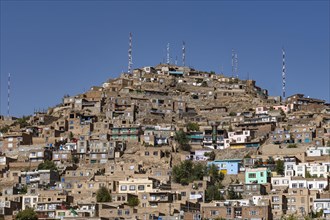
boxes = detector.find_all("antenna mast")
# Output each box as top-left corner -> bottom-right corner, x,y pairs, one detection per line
231,49 -> 235,77
231,49 -> 239,78
7,73 -> 11,117
128,32 -> 133,74
167,43 -> 170,65
282,48 -> 286,99
235,52 -> 239,78
182,41 -> 186,66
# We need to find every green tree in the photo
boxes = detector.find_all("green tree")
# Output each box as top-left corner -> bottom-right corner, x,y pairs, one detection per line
38,160 -> 57,171
127,197 -> 139,208
186,122 -> 199,131
19,185 -> 28,194
68,132 -> 74,140
0,125 -> 10,134
172,161 -> 207,185
305,171 -> 313,178
266,156 -> 275,164
287,144 -> 297,148
204,151 -> 216,161
174,130 -> 190,151
275,160 -> 285,175
227,187 -> 238,199
14,116 -> 30,128
229,112 -> 236,116
16,207 -> 38,220
205,185 -> 221,201
208,164 -> 224,184
72,156 -> 79,164
201,81 -> 208,87
96,186 -> 111,202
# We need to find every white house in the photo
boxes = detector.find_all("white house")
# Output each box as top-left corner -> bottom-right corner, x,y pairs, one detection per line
292,162 -> 329,178
227,130 -> 251,143
313,198 -> 330,218
271,176 -> 291,188
289,178 -> 328,191
255,106 -> 269,115
307,163 -> 329,178
306,146 -> 330,157
293,163 -> 307,177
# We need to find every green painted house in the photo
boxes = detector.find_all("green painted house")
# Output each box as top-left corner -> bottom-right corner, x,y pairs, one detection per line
245,167 -> 269,184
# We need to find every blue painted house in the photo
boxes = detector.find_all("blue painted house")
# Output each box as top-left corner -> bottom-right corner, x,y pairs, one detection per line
207,159 -> 242,175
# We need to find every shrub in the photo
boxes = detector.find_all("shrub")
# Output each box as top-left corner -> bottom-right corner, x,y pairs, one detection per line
287,144 -> 297,148
96,186 -> 111,202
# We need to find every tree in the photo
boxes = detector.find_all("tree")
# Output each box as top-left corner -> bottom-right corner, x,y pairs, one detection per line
14,116 -> 30,128
68,132 -> 74,140
16,207 -> 38,220
201,81 -> 208,87
229,112 -> 236,116
174,130 -> 190,151
208,164 -> 224,184
0,125 -> 10,134
204,151 -> 216,161
205,185 -> 221,201
96,186 -> 111,202
38,160 -> 57,171
305,171 -> 313,178
275,160 -> 285,175
287,144 -> 297,148
186,122 -> 199,131
19,185 -> 28,194
172,161 -> 207,185
127,197 -> 139,208
72,156 -> 79,164
266,156 -> 275,164
227,187 -> 238,199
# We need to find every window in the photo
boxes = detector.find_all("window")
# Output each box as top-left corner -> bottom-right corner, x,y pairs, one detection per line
211,210 -> 219,216
299,183 -> 304,188
120,185 -> 127,191
249,173 -> 256,178
138,185 -> 145,190
260,172 -> 264,177
319,184 -> 324,189
145,151 -> 149,156
250,210 -> 257,215
129,185 -> 136,191
272,196 -> 280,202
226,207 -> 232,215
292,183 -> 297,188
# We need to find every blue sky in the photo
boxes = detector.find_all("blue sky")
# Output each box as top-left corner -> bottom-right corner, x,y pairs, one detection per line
1,0 -> 329,117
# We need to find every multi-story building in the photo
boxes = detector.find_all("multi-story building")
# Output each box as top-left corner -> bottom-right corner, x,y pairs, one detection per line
201,200 -> 271,220
208,159 -> 242,175
245,167 -> 270,184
